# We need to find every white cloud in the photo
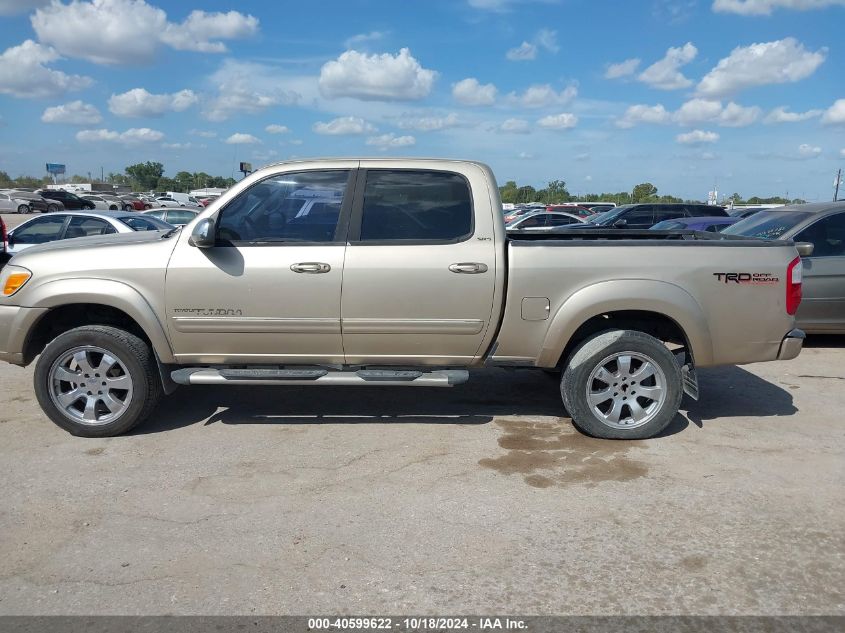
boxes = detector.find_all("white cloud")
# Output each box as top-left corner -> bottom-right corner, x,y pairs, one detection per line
319,48 -> 436,101
0,40 -> 92,99
507,83 -> 577,108
41,100 -> 102,125
676,130 -> 719,144
697,38 -> 826,98
190,129 -> 217,138
517,152 -> 534,159
0,0 -> 49,16
452,78 -> 498,106
506,28 -> 557,61
763,106 -> 823,123
840,148 -> 845,158
365,133 -> 416,149
108,88 -> 197,117
605,58 -> 641,79
397,113 -> 461,131
537,112 -> 578,130
32,0 -> 258,65
620,99 -> 761,128
202,59 -> 301,122
265,124 -> 291,134
162,142 -> 194,150
638,42 -> 697,90
313,116 -> 376,135
161,10 -> 258,53
616,104 -> 672,128
76,127 -> 164,144
712,0 -> 845,15
224,133 -> 261,145
797,143 -> 821,158
499,118 -> 531,134
822,99 -> 845,125
506,42 -> 537,61
344,31 -> 388,49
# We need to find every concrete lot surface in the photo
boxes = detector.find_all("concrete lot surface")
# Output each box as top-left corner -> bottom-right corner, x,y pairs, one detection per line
0,334 -> 843,615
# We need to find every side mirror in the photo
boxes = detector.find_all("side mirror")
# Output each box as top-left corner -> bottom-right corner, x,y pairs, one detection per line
188,218 -> 215,248
613,218 -> 628,228
795,242 -> 814,257
6,233 -> 14,247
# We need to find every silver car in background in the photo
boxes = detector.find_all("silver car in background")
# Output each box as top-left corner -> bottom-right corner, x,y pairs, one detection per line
506,210 -> 585,232
723,201 -> 845,333
5,211 -> 174,257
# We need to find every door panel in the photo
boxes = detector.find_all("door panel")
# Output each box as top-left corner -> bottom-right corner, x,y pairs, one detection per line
341,167 -> 497,365
794,212 -> 845,332
165,167 -> 356,364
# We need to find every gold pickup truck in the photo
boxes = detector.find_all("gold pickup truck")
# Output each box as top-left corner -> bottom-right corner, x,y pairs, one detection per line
0,159 -> 805,439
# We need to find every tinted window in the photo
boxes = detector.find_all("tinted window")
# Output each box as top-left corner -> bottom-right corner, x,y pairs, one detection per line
217,170 -> 348,243
722,210 -> 814,240
519,214 -> 547,227
121,217 -> 165,231
12,216 -> 66,244
622,207 -> 654,228
654,206 -> 685,223
794,213 -> 845,257
359,170 -> 472,241
650,220 -> 686,231
66,217 -> 116,238
547,214 -> 579,226
165,210 -> 198,225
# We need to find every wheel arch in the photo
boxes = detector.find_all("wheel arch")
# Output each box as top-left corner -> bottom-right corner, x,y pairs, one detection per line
20,280 -> 174,365
538,279 -> 714,369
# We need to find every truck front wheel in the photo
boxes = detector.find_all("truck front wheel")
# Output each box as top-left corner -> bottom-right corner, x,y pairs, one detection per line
561,329 -> 682,440
34,325 -> 162,437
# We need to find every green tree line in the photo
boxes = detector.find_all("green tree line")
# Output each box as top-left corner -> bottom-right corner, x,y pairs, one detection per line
0,162 -> 237,193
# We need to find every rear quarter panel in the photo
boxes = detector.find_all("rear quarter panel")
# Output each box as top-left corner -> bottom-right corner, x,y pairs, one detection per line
497,240 -> 798,368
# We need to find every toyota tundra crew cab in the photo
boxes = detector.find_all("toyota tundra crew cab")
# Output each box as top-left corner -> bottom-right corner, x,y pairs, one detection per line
0,159 -> 806,439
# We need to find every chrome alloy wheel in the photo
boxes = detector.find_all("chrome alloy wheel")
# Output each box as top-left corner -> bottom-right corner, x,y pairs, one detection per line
585,351 -> 667,429
48,346 -> 134,425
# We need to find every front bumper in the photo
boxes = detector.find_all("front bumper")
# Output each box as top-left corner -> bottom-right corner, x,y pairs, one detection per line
777,328 -> 805,361
0,305 -> 48,365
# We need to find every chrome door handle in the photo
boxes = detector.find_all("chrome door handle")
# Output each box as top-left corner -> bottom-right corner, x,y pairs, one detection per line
449,262 -> 488,274
290,262 -> 331,274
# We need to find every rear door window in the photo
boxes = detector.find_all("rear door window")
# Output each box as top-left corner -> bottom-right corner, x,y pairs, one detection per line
622,206 -> 654,228
547,214 -> 579,226
356,170 -> 473,242
794,213 -> 845,257
12,216 -> 67,244
66,216 -> 116,237
654,206 -> 685,223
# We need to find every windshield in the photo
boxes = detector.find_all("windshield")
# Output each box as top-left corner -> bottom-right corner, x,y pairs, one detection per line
588,205 -> 633,225
721,210 -> 813,240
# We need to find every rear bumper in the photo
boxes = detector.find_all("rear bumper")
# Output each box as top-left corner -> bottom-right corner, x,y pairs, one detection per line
0,305 -> 48,365
777,328 -> 805,361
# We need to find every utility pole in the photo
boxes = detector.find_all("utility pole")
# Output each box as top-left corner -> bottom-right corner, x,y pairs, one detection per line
835,168 -> 842,202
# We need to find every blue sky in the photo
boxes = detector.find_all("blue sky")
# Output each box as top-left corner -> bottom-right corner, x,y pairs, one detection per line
0,0 -> 843,200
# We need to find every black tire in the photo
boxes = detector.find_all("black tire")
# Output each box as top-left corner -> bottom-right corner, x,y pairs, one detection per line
46,204 -> 59,213
17,204 -> 30,214
561,329 -> 682,440
34,325 -> 162,437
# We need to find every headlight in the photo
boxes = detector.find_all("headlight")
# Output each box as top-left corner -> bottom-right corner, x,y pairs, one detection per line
1,265 -> 32,297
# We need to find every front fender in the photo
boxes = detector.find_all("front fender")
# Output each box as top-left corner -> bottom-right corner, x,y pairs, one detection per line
19,278 -> 175,363
538,279 -> 713,367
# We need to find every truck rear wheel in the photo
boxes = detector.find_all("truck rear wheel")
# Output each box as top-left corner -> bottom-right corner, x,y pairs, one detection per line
561,329 -> 682,440
34,325 -> 162,437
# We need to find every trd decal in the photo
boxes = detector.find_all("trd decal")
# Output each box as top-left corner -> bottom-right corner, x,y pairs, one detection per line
713,273 -> 779,285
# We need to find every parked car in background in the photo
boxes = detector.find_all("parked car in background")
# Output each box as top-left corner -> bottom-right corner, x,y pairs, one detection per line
503,206 -> 542,224
4,211 -> 174,257
0,215 -> 7,267
723,201 -> 845,333
98,194 -> 134,211
577,203 -> 729,229
580,202 -> 617,214
0,191 -> 55,214
728,206 -> 766,219
143,208 -> 199,226
546,204 -> 594,217
4,191 -> 61,214
119,195 -> 149,211
80,195 -> 125,211
164,192 -> 204,208
650,216 -> 739,232
36,189 -> 97,211
507,211 -> 586,232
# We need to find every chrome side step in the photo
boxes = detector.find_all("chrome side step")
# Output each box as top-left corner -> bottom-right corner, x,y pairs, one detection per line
171,367 -> 469,387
